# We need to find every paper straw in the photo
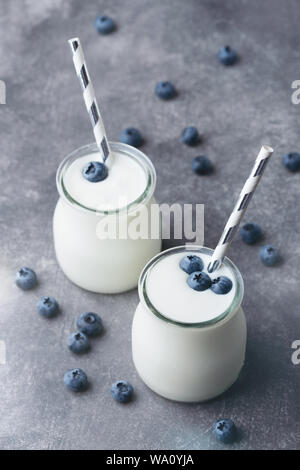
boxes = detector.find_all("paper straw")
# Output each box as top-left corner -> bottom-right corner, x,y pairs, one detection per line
207,145 -> 274,273
68,37 -> 111,163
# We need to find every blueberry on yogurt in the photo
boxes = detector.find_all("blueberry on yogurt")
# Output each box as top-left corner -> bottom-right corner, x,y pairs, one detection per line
187,271 -> 212,291
259,245 -> 280,266
217,46 -> 237,66
15,267 -> 37,290
77,312 -> 103,336
82,161 -> 108,182
36,296 -> 59,318
64,368 -> 88,392
110,380 -> 133,403
179,255 -> 204,274
67,331 -> 89,354
155,81 -> 176,100
94,16 -> 115,35
181,127 -> 200,146
191,156 -> 213,175
120,128 -> 143,148
282,152 -> 300,172
213,419 -> 236,443
210,276 -> 233,295
240,223 -> 262,245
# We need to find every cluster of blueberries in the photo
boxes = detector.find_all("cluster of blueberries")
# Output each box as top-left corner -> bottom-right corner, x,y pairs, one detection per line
92,15 -> 300,183
91,16 -> 241,180
15,267 -> 133,403
179,255 -> 233,294
14,268 -> 237,441
240,223 -> 280,267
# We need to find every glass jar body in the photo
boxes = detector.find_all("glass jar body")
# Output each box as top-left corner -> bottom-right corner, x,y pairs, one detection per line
53,142 -> 161,293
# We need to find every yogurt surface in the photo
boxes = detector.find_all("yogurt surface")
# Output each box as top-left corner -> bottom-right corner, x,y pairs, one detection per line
63,151 -> 147,211
145,251 -> 236,324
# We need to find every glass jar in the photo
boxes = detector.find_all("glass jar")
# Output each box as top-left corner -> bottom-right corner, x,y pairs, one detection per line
53,142 -> 161,293
132,245 -> 246,402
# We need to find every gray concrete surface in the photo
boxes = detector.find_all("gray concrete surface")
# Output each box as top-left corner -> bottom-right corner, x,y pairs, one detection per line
0,0 -> 299,450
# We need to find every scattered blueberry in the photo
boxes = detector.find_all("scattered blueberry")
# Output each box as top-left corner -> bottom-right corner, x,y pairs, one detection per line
155,81 -> 176,100
64,368 -> 88,392
181,126 -> 200,146
217,46 -> 237,66
82,161 -> 108,182
187,271 -> 212,291
180,255 -> 204,274
15,267 -> 37,290
110,380 -> 133,403
120,128 -> 143,148
191,156 -> 213,175
36,296 -> 59,318
210,276 -> 233,295
213,419 -> 236,443
282,152 -> 300,172
240,223 -> 262,245
67,331 -> 89,354
94,16 -> 115,35
77,312 -> 103,337
259,245 -> 280,266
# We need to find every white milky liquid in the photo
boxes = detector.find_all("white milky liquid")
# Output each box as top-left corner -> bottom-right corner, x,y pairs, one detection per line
64,151 -> 147,211
146,252 -> 236,324
132,247 -> 246,402
53,145 -> 161,293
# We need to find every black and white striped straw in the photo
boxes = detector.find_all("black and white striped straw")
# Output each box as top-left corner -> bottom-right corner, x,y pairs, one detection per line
207,145 -> 274,273
68,37 -> 110,163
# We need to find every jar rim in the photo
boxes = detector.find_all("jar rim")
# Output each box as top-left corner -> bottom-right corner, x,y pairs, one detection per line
56,141 -> 156,215
138,245 -> 244,328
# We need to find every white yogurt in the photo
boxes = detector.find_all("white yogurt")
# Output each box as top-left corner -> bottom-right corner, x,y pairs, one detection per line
63,151 -> 147,211
132,246 -> 246,402
53,142 -> 161,293
146,252 -> 236,324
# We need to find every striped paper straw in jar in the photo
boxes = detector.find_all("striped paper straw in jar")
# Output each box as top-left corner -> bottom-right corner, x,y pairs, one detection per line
207,145 -> 274,273
68,37 -> 111,163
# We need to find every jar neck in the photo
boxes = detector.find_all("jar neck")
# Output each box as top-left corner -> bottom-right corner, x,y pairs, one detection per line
56,141 -> 156,215
138,245 -> 244,329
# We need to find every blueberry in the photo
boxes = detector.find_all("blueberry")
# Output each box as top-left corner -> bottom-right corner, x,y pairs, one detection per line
15,267 -> 37,290
67,331 -> 89,354
110,380 -> 133,403
120,128 -> 143,148
82,161 -> 108,182
181,127 -> 200,146
191,156 -> 213,175
210,276 -> 233,295
64,368 -> 88,392
217,46 -> 237,66
240,223 -> 262,245
187,271 -> 212,291
259,245 -> 280,266
94,16 -> 115,35
282,152 -> 300,172
77,312 -> 103,336
179,255 -> 204,274
213,419 -> 236,443
36,296 -> 59,318
155,81 -> 176,100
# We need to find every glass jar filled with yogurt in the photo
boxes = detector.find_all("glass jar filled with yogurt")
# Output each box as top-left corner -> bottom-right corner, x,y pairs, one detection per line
132,245 -> 246,402
53,142 -> 161,293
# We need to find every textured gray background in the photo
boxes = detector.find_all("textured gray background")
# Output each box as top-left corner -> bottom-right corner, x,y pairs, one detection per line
0,0 -> 299,450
